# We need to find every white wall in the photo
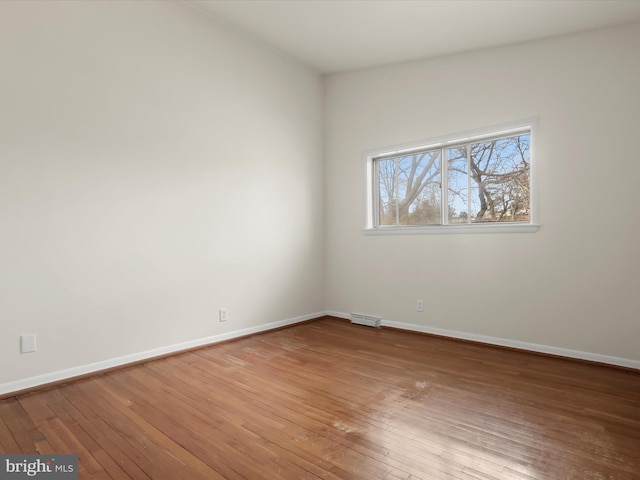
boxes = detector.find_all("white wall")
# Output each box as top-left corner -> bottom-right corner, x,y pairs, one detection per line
325,23 -> 640,364
0,1 -> 324,389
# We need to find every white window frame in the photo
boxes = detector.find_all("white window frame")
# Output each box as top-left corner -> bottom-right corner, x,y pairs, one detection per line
363,118 -> 540,235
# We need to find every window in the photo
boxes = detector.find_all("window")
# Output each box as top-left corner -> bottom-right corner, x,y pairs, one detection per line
364,120 -> 538,234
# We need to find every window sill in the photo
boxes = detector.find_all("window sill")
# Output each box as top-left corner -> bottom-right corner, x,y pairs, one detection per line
362,223 -> 540,235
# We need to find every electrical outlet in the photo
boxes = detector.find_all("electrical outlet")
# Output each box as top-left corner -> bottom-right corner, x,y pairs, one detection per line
21,334 -> 37,353
219,308 -> 228,322
417,300 -> 424,312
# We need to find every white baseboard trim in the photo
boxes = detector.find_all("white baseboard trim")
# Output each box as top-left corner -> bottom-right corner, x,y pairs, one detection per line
325,310 -> 350,320
384,319 -> 640,370
4,311 -> 637,396
328,311 -> 639,370
0,311 -> 325,397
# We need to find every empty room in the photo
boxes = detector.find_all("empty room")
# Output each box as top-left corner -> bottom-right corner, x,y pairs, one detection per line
1,1 -> 639,479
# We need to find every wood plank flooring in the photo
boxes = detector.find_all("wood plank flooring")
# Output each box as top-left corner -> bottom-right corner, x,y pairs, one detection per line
1,317 -> 639,479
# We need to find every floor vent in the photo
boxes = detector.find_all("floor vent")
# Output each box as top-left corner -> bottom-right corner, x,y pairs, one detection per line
350,313 -> 381,328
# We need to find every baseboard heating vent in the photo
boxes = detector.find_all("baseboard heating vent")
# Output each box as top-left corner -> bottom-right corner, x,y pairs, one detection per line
350,313 -> 381,328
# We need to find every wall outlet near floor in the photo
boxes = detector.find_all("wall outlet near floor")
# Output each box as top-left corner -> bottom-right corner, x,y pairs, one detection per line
21,334 -> 37,353
416,300 -> 424,312
219,308 -> 228,322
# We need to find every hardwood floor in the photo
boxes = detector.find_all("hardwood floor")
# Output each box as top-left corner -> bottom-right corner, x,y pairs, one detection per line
1,317 -> 639,479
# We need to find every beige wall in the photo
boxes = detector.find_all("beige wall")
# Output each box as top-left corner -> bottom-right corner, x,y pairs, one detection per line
0,1 -> 324,388
324,23 -> 640,363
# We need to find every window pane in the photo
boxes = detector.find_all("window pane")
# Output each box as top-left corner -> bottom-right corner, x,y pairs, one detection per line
469,134 -> 530,223
376,150 -> 441,226
397,152 -> 441,225
377,158 -> 396,226
370,126 -> 532,231
447,146 -> 469,224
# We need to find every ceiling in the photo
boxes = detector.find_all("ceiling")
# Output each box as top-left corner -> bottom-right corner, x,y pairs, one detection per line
190,0 -> 640,74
